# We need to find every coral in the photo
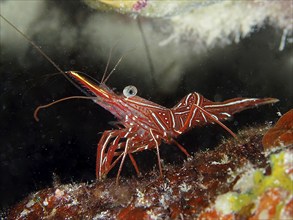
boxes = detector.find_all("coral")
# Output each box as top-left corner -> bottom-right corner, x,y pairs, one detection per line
84,0 -> 293,50
262,109 -> 293,149
250,188 -> 292,220
199,149 -> 293,219
84,0 -> 208,17
7,114 -> 293,219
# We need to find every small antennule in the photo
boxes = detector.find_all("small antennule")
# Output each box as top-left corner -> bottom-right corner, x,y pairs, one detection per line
102,55 -> 124,84
102,49 -> 135,84
101,45 -> 115,83
100,42 -> 135,85
33,96 -> 96,122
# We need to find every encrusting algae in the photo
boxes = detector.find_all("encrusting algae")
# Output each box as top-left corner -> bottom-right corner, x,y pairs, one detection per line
206,150 -> 293,219
6,109 -> 293,219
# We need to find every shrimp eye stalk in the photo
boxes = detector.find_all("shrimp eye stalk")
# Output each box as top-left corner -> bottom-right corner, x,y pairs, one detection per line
123,85 -> 137,98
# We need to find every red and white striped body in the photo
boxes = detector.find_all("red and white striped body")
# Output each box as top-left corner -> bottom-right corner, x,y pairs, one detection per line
65,71 -> 278,182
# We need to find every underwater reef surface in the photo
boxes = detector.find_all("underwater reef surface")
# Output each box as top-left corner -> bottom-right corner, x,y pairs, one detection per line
5,109 -> 293,219
0,0 -> 292,217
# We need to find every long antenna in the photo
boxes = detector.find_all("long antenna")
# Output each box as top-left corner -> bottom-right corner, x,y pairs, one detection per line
102,56 -> 123,84
0,14 -> 91,95
0,14 -> 100,121
1,15 -> 63,74
101,44 -> 115,83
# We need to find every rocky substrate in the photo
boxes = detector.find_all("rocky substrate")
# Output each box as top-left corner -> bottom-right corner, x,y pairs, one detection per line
6,110 -> 293,219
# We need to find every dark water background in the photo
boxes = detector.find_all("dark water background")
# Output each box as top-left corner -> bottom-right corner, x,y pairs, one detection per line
0,1 -> 292,211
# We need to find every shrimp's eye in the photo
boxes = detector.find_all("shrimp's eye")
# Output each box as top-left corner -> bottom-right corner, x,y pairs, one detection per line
123,85 -> 137,98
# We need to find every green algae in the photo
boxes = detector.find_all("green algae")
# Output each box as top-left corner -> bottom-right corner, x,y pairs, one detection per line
216,150 -> 292,214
